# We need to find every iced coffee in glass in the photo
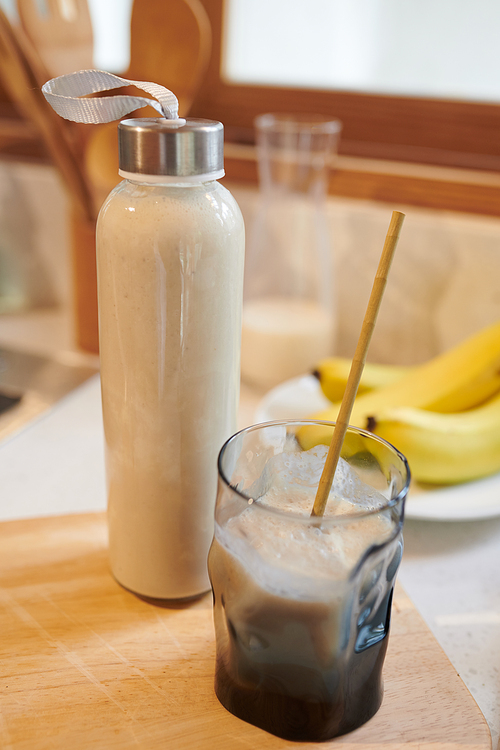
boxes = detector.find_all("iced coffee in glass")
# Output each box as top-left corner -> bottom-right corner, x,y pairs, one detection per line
208,420 -> 410,741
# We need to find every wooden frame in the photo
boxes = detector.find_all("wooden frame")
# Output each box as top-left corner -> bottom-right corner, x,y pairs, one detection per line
191,0 -> 500,216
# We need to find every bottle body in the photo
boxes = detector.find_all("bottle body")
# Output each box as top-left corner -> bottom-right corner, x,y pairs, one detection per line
97,178 -> 245,599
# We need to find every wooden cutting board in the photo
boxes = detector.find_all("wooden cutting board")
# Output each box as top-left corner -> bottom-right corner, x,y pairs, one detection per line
0,512 -> 491,749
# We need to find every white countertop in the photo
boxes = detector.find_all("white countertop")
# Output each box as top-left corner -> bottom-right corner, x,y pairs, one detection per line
0,371 -> 498,747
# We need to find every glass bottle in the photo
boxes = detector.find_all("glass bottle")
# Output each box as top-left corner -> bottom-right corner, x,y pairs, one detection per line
241,113 -> 341,390
96,118 -> 245,600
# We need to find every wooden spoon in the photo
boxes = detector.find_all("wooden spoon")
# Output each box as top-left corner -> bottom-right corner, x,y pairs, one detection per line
0,7 -> 95,221
17,0 -> 93,78
85,0 -> 213,203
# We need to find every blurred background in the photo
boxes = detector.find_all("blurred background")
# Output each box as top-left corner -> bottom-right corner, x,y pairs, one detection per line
0,0 -> 498,366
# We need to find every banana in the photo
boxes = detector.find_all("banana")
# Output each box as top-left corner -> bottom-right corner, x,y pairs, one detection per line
314,357 -> 410,403
367,390 -> 500,484
299,320 -> 500,450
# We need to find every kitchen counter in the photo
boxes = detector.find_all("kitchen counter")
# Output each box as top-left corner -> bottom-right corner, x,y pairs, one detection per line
2,161 -> 500,743
1,290 -> 500,746
0,372 -> 499,746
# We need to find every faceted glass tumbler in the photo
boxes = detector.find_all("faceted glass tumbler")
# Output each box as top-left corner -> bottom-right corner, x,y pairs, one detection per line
208,420 -> 410,741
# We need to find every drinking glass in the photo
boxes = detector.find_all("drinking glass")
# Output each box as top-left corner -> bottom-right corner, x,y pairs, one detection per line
241,114 -> 342,389
208,420 -> 410,741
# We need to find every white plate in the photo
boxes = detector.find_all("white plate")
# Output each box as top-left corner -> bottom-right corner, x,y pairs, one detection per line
255,375 -> 500,522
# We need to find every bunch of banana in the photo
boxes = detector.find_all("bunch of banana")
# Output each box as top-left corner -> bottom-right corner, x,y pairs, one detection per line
300,320 -> 500,484
314,358 -> 411,402
371,391 -> 500,484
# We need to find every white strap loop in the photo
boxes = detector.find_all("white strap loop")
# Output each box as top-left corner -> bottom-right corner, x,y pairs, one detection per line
42,69 -> 184,125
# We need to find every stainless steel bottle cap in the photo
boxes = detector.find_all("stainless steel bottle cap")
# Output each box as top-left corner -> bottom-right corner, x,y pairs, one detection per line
118,118 -> 224,180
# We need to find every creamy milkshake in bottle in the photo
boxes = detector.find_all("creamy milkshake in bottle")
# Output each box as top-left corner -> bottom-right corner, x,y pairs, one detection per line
208,421 -> 410,741
97,119 -> 245,599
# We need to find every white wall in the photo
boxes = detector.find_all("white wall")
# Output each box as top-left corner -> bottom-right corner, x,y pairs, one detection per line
231,183 -> 500,364
1,157 -> 500,363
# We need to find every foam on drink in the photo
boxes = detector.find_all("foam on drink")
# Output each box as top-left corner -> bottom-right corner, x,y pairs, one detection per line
217,445 -> 392,596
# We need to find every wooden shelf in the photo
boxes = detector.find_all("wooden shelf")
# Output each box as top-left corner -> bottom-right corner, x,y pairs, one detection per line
224,143 -> 500,217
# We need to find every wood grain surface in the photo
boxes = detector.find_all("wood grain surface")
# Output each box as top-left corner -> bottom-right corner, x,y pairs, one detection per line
0,512 -> 491,749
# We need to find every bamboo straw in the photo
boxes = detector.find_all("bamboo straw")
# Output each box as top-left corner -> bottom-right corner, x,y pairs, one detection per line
311,210 -> 405,518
